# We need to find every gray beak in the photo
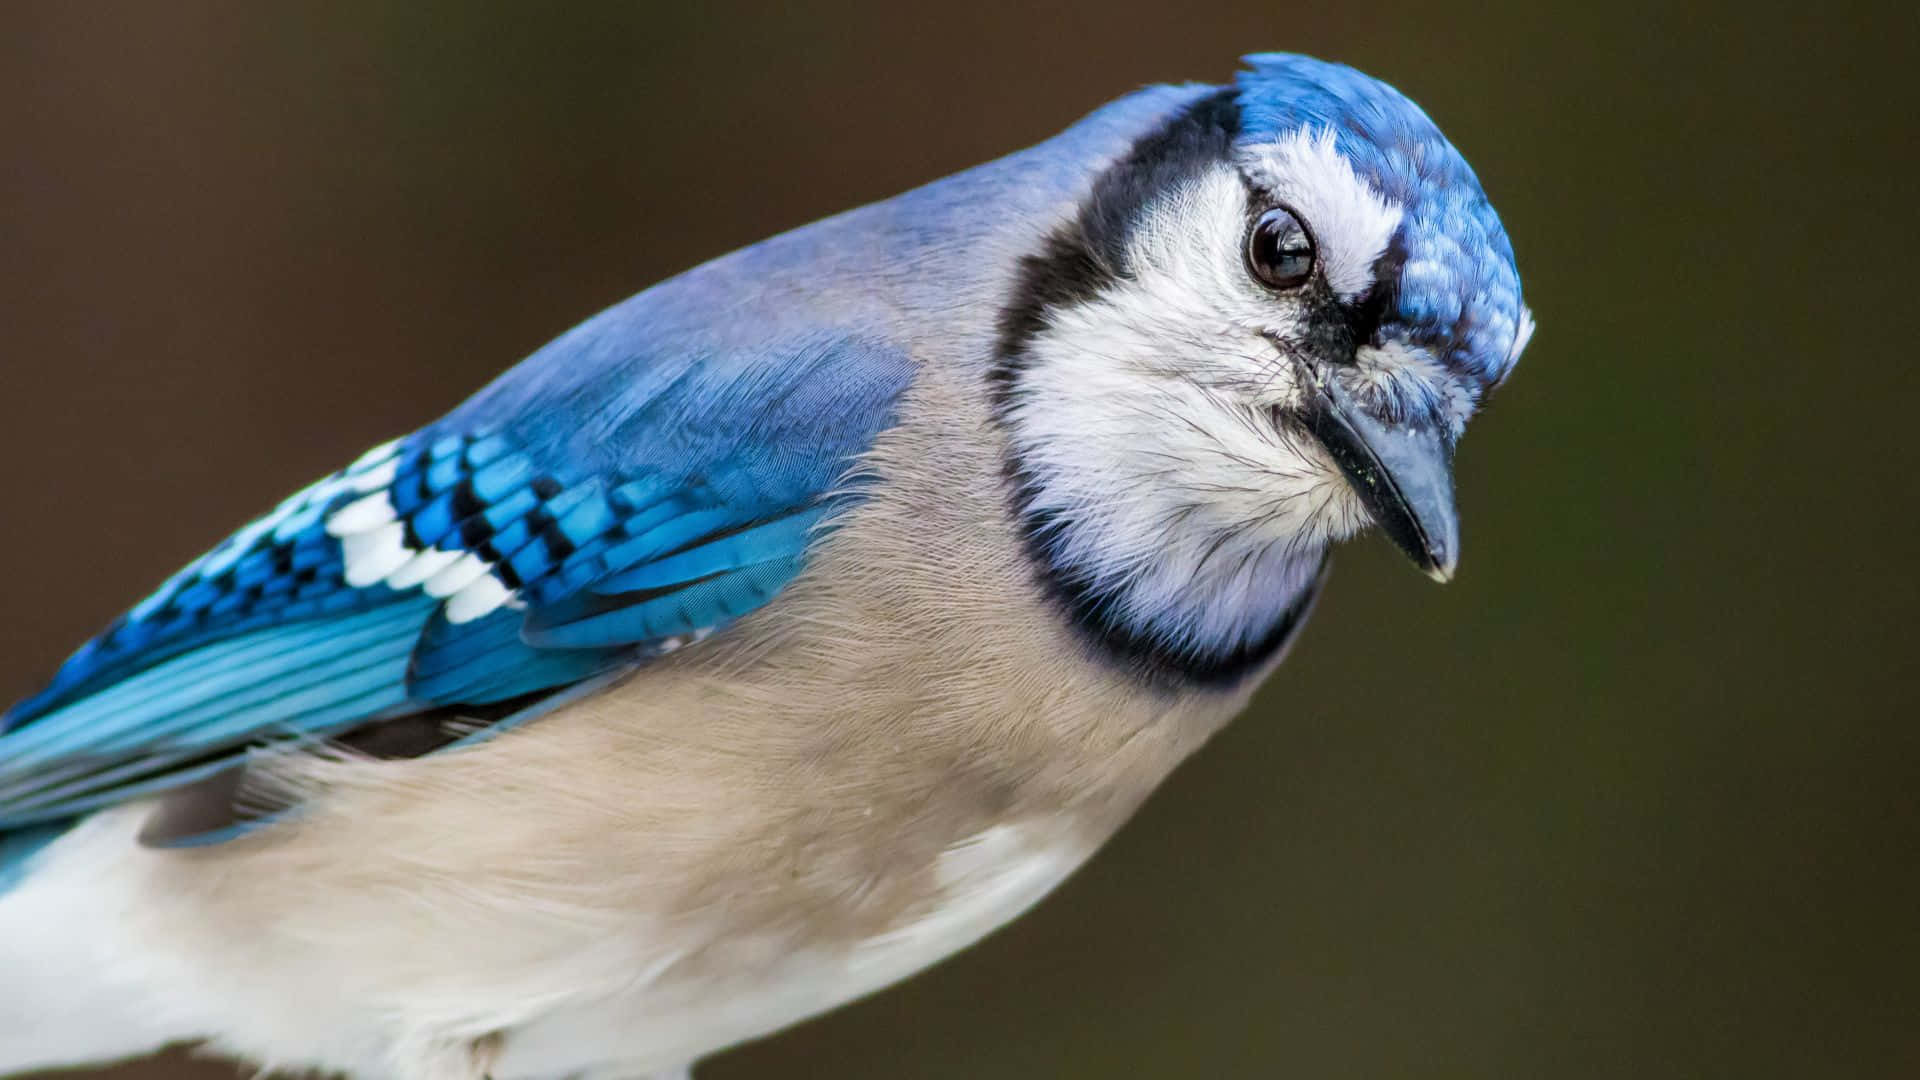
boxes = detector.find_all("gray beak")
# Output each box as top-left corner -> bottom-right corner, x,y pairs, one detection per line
1301,375 -> 1461,582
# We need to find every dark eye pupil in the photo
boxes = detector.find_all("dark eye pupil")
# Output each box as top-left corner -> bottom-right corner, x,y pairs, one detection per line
1246,207 -> 1315,289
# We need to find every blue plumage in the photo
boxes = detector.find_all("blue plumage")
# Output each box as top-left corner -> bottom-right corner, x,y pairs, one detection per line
0,327 -> 915,832
0,54 -> 1525,848
0,55 -> 1524,841
1236,54 -> 1525,388
0,52 -> 1536,1076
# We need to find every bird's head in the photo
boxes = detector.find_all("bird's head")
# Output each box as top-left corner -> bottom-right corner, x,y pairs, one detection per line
994,54 -> 1533,682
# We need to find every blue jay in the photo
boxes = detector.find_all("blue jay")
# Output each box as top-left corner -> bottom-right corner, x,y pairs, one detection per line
0,54 -> 1530,1080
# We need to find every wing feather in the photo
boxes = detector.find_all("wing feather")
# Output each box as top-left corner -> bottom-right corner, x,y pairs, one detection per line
0,332 -> 914,839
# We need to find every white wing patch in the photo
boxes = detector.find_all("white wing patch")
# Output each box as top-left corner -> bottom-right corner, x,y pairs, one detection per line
337,522 -> 411,588
323,443 -> 522,626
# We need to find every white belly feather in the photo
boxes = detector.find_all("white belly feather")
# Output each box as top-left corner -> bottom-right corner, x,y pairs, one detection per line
491,825 -> 1087,1078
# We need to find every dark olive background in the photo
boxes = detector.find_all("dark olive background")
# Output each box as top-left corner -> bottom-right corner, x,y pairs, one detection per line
4,2 -> 1914,1078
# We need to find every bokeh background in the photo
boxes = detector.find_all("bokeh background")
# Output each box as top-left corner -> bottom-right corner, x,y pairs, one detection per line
3,2 -> 1913,1077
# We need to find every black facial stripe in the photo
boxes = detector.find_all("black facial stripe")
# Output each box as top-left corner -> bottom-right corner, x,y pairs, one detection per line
1027,511 -> 1329,688
1299,277 -> 1359,361
990,90 -> 1322,688
1357,230 -> 1409,347
1076,87 -> 1242,272
989,87 -> 1240,413
987,227 -> 1115,413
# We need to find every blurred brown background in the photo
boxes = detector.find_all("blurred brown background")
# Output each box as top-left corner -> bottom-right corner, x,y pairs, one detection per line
2,1 -> 1914,1077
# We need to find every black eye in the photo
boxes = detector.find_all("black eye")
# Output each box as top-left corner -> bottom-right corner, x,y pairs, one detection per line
1245,206 -> 1316,290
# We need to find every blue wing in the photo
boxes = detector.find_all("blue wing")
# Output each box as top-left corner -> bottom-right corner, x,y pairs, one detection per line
0,327 -> 914,838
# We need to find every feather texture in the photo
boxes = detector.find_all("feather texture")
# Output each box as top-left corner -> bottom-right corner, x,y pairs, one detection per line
0,56 -> 1533,1080
0,334 -> 914,834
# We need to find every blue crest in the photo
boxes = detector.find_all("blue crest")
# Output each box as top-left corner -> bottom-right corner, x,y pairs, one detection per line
1235,53 -> 1527,389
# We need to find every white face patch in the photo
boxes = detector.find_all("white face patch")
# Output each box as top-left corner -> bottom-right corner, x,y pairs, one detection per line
1004,166 -> 1366,655
1237,127 -> 1404,300
998,136 -> 1486,659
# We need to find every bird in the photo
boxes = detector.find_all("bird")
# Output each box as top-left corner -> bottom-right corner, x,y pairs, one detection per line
0,53 -> 1531,1080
